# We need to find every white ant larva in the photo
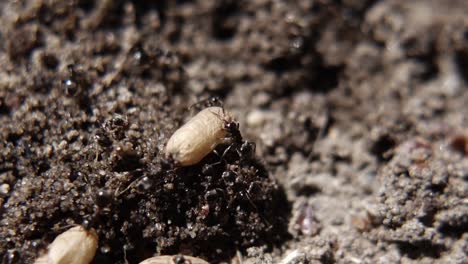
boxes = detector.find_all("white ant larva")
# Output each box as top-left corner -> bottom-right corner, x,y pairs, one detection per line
138,255 -> 209,264
165,106 -> 237,166
34,226 -> 98,264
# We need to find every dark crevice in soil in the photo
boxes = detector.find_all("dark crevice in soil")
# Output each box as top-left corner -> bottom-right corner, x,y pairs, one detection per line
133,1 -> 168,30
396,241 -> 445,259
295,185 -> 322,197
455,48 -> 468,84
438,223 -> 468,239
212,0 -> 239,40
370,134 -> 397,161
310,64 -> 344,93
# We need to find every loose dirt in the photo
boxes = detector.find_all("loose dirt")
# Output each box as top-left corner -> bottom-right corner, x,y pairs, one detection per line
0,1 -> 467,263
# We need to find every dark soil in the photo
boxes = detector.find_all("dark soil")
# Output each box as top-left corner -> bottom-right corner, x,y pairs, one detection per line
0,0 -> 467,263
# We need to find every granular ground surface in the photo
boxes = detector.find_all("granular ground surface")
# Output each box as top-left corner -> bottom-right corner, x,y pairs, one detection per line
0,1 -> 467,263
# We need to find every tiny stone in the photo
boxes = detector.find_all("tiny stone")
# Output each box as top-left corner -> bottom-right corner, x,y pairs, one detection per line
246,110 -> 268,127
0,183 -> 10,196
57,140 -> 68,150
66,130 -> 80,141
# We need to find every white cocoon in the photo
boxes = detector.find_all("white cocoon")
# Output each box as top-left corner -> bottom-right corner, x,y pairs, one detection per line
34,226 -> 98,264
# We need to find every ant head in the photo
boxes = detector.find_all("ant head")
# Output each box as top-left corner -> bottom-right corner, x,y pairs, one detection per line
96,188 -> 113,207
224,121 -> 242,143
240,141 -> 256,159
208,96 -> 223,107
82,218 -> 93,230
173,255 -> 186,264
224,121 -> 239,132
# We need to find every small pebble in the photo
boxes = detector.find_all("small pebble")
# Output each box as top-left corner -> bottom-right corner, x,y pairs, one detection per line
246,110 -> 275,127
0,183 -> 10,196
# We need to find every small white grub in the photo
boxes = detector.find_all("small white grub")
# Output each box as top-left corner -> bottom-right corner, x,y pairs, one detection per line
34,226 -> 98,264
139,255 -> 210,264
165,106 -> 235,166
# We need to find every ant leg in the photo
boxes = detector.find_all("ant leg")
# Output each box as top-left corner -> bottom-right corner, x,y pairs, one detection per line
202,144 -> 234,175
202,149 -> 224,175
202,146 -> 231,174
220,144 -> 233,159
189,96 -> 224,113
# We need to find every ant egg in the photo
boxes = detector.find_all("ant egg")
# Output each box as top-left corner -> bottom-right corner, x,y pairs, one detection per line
139,255 -> 209,264
165,106 -> 235,166
34,226 -> 98,264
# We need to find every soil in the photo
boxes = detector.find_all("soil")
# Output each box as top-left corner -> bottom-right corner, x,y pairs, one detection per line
0,0 -> 467,263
